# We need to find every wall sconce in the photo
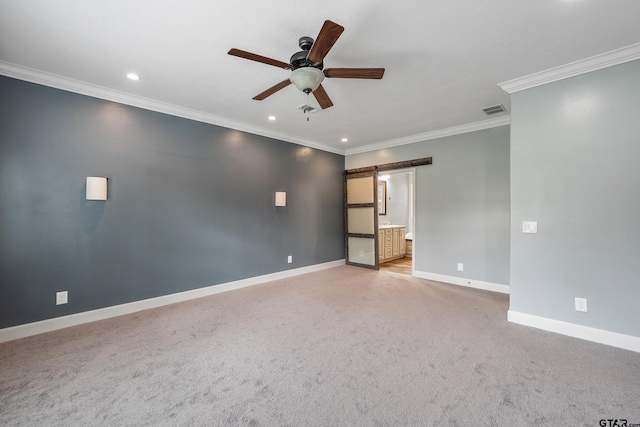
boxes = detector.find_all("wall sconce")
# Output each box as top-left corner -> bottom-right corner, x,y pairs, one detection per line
86,177 -> 108,200
275,192 -> 286,207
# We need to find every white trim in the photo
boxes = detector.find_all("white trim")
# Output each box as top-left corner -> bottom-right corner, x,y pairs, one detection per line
0,61 -> 344,155
344,116 -> 511,156
0,61 -> 514,157
413,270 -> 509,294
0,259 -> 345,343
499,42 -> 640,94
508,310 -> 640,354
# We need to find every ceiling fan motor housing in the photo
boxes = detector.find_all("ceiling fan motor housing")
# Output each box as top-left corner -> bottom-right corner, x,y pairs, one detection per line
290,36 -> 323,70
290,50 -> 323,70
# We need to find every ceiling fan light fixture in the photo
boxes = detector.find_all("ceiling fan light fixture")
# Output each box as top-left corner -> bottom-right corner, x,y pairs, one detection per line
289,67 -> 324,93
228,20 -> 383,109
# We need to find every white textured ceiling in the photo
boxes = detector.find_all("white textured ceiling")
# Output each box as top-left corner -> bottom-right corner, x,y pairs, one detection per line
1,0 -> 640,154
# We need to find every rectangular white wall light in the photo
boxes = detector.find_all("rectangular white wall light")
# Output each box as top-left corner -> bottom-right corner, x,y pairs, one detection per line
86,177 -> 108,200
275,191 -> 286,207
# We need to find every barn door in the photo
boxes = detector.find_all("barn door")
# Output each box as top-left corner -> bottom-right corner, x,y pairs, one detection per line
344,169 -> 379,269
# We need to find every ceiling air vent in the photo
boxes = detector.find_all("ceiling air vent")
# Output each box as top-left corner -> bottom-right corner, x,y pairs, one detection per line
482,104 -> 506,115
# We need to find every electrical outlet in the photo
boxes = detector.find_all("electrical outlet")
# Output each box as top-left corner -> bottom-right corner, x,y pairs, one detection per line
457,263 -> 464,272
575,297 -> 587,312
287,255 -> 292,264
56,291 -> 68,305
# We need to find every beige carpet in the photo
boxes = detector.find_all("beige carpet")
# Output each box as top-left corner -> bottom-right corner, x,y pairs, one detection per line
1,266 -> 639,426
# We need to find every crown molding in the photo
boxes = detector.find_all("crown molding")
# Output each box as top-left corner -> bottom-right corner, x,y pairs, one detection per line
499,42 -> 640,94
1,61 -> 512,158
0,61 -> 345,155
344,116 -> 511,156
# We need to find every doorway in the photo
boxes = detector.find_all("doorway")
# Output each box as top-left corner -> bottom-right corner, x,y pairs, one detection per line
378,169 -> 415,276
344,157 -> 430,272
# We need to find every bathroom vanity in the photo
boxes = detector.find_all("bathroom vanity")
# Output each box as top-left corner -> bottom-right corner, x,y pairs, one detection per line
378,225 -> 406,263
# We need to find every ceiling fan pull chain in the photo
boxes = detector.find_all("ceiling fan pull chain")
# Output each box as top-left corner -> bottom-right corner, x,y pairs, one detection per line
305,92 -> 310,122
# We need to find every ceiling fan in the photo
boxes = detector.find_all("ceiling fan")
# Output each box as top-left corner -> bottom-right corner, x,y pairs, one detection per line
228,20 -> 385,110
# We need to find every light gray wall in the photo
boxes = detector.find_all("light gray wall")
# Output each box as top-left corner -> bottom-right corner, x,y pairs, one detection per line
347,126 -> 510,285
510,60 -> 640,337
383,173 -> 410,233
0,76 -> 344,329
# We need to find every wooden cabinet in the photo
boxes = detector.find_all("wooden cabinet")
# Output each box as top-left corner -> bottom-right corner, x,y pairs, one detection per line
392,228 -> 400,256
384,229 -> 393,259
379,225 -> 406,264
394,227 -> 406,256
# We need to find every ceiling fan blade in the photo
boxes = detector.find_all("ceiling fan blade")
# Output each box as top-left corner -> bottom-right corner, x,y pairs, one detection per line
307,20 -> 345,65
323,68 -> 385,79
252,79 -> 292,101
312,84 -> 333,109
228,48 -> 291,69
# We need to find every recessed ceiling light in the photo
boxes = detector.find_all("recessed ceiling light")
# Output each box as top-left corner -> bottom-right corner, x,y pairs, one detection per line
126,73 -> 140,81
268,116 -> 276,121
341,138 -> 348,142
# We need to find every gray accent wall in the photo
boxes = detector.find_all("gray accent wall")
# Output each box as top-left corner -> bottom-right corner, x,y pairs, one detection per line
0,76 -> 344,329
510,60 -> 640,337
346,126 -> 510,285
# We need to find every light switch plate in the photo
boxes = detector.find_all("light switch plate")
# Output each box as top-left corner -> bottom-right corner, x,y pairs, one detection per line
523,221 -> 538,234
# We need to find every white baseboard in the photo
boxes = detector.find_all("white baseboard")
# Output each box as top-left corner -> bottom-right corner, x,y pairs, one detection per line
413,270 -> 509,294
0,259 -> 345,343
508,310 -> 640,353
